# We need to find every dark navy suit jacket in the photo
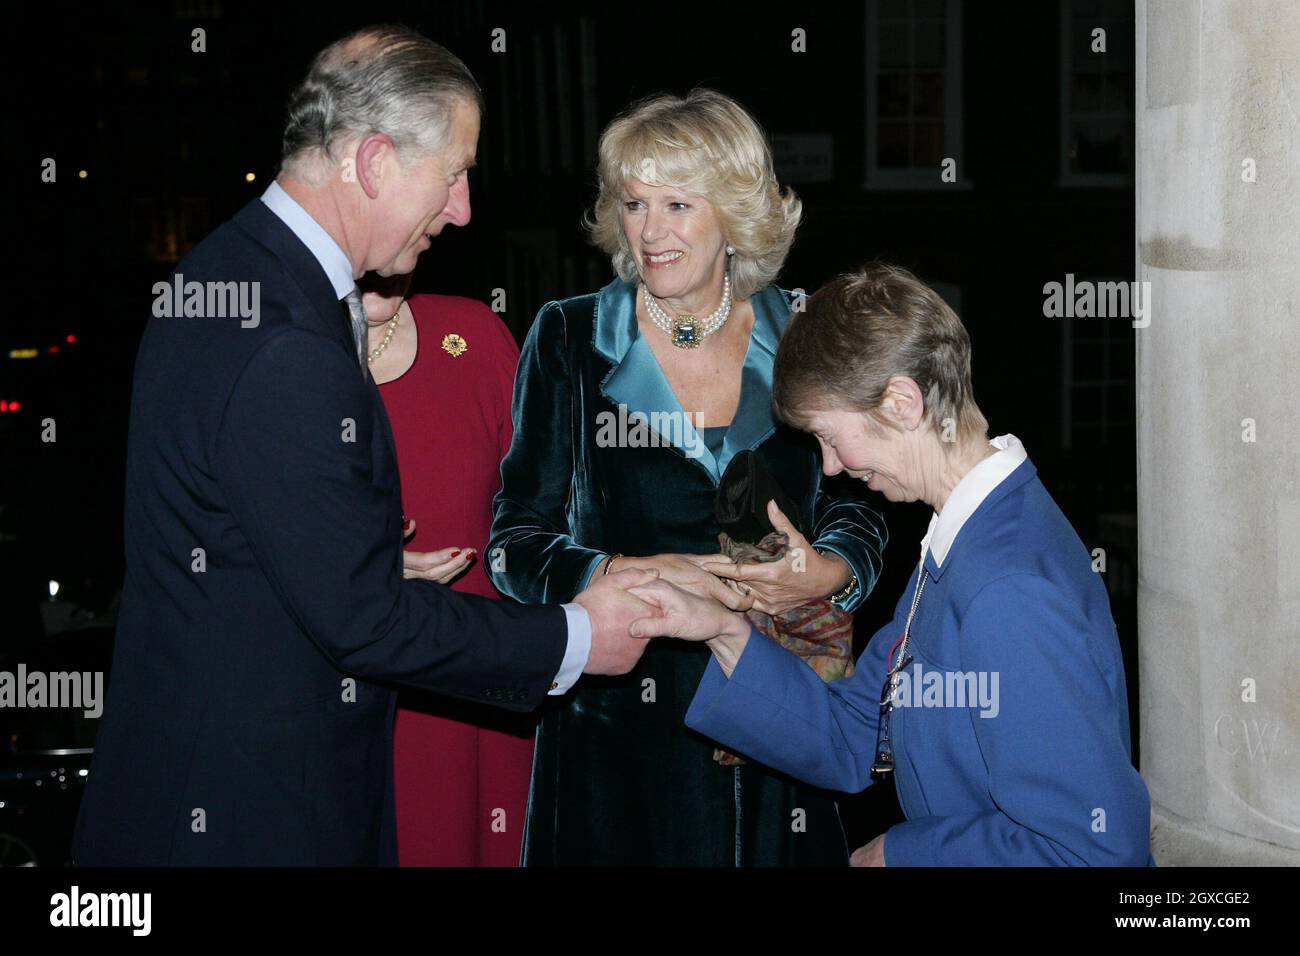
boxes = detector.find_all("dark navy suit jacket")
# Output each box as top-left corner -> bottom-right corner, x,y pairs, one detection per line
687,457 -> 1154,865
72,199 -> 567,865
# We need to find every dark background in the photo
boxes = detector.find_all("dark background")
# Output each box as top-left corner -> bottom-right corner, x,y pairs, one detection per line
3,0 -> 1137,863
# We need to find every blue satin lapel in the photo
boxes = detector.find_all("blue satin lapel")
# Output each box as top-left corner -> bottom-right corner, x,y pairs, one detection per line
596,280 -> 712,476
593,278 -> 793,484
718,285 -> 789,478
592,277 -> 638,366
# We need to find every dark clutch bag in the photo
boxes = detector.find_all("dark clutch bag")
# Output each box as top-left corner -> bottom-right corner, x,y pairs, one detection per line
714,450 -> 804,544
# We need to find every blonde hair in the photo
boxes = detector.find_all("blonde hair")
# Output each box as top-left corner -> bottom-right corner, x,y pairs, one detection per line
584,89 -> 801,300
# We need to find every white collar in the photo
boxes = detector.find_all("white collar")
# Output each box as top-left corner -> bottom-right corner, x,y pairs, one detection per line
260,179 -> 357,299
920,434 -> 1028,567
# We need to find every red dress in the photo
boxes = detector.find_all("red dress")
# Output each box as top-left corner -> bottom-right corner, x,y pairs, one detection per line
379,293 -> 535,866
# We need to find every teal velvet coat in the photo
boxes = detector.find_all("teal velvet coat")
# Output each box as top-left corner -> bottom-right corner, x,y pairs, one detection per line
489,277 -> 888,865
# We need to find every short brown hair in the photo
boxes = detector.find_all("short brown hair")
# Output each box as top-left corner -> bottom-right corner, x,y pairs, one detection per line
772,261 -> 987,445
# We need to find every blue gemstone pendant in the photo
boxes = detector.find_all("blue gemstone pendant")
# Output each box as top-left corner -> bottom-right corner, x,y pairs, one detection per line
671,317 -> 700,348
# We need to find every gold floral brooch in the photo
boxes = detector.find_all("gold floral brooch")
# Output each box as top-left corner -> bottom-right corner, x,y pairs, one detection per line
441,333 -> 468,358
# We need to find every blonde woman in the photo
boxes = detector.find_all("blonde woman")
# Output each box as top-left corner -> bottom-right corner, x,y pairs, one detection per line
488,90 -> 887,865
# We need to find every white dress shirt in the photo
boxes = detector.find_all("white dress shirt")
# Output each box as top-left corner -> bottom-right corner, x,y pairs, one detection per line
920,434 -> 1029,566
259,179 -> 591,695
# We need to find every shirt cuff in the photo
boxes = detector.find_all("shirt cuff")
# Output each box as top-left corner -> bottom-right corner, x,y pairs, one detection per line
551,603 -> 592,695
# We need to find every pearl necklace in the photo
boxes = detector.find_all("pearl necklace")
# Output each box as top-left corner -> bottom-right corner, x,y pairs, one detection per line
642,275 -> 732,349
367,303 -> 402,364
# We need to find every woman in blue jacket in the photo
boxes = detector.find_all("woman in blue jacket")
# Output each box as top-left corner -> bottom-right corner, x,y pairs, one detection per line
628,261 -> 1153,866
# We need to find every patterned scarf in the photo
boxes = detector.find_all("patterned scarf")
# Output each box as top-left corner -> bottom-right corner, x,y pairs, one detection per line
712,529 -> 856,766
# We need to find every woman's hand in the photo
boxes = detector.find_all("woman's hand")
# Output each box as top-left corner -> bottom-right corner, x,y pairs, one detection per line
403,546 -> 475,583
687,499 -> 853,615
400,519 -> 475,585
615,553 -> 755,612
627,578 -> 752,676
849,833 -> 886,867
400,518 -> 476,584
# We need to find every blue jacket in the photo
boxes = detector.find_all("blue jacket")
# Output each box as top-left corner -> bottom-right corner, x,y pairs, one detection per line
686,456 -> 1153,865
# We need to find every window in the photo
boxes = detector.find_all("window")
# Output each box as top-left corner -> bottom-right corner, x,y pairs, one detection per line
1058,276 -> 1135,451
864,0 -> 965,189
1059,0 -> 1134,186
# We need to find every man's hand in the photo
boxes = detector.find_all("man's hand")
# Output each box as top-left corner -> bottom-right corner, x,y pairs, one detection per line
615,553 -> 755,611
575,567 -> 660,676
627,578 -> 752,677
849,834 -> 886,867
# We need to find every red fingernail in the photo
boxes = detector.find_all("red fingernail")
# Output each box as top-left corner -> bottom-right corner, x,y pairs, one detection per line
451,549 -> 461,557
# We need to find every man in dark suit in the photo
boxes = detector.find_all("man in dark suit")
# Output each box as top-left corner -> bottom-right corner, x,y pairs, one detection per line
73,25 -> 654,865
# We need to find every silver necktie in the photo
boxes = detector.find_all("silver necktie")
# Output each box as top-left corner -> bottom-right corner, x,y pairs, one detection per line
343,287 -> 370,380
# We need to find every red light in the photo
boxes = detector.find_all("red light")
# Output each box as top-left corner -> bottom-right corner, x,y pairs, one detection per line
47,346 -> 60,354
66,334 -> 76,344
9,401 -> 17,412
0,401 -> 7,412
0,400 -> 17,412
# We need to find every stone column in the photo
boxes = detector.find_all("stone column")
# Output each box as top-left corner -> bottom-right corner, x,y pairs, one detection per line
1136,0 -> 1300,864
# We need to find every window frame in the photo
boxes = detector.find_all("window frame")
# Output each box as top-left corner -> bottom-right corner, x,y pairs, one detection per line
1058,0 -> 1135,189
863,0 -> 968,191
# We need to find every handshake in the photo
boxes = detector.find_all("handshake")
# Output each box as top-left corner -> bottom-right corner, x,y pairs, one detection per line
573,566 -> 754,676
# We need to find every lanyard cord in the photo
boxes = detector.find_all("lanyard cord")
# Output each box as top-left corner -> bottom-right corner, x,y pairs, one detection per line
888,560 -> 929,680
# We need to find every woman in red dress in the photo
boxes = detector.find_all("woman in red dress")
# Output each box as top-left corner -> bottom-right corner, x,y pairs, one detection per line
361,273 -> 534,866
